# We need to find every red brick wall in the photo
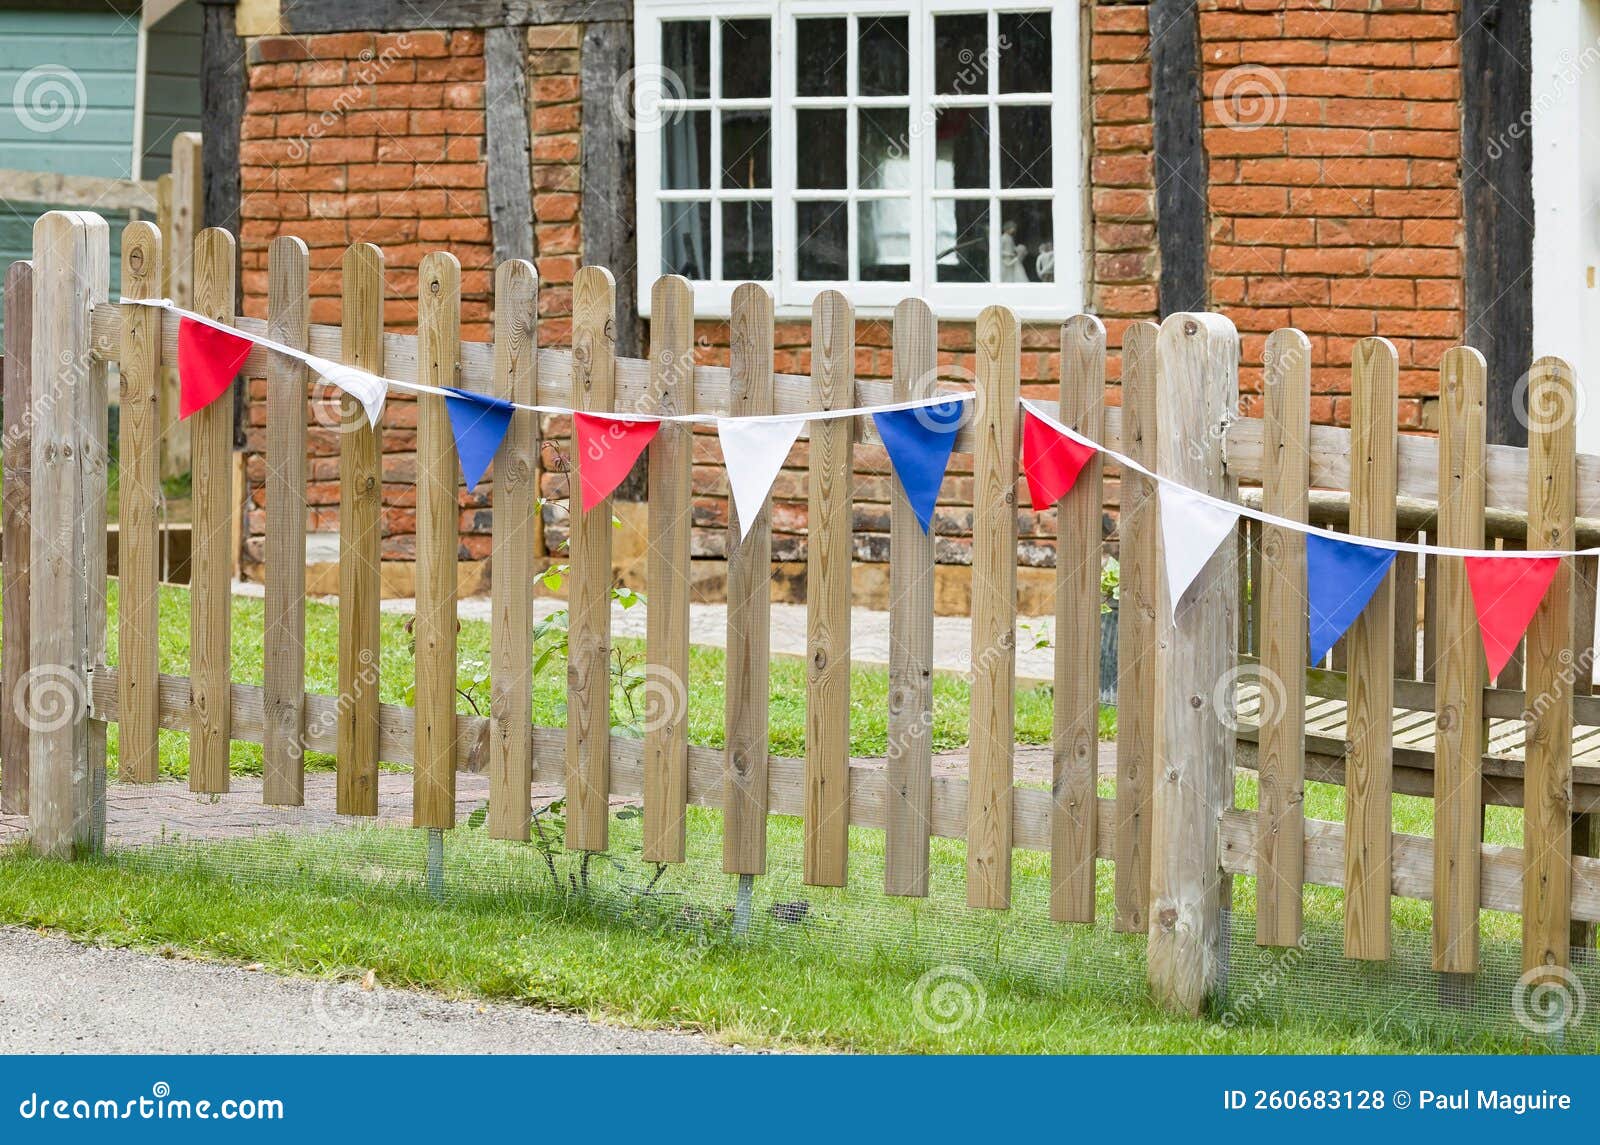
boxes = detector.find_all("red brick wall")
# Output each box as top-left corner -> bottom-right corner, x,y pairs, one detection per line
238,28 -> 495,575
1200,0 -> 1463,427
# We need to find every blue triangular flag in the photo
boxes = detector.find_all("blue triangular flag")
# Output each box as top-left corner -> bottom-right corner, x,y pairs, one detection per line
1306,533 -> 1398,664
444,386 -> 516,493
872,400 -> 964,532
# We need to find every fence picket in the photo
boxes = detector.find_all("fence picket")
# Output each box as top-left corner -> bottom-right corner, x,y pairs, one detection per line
0,260 -> 32,812
643,274 -> 695,863
1434,346 -> 1487,974
1052,314 -> 1105,923
723,283 -> 775,877
488,259 -> 539,842
336,244 -> 384,817
804,289 -> 855,888
967,304 -> 1020,911
1522,356 -> 1577,972
1256,328 -> 1310,947
188,227 -> 236,795
884,297 -> 937,898
566,266 -> 617,852
163,133 -> 200,480
263,236 -> 309,806
413,252 -> 462,830
117,224 -> 162,786
1344,336 -> 1399,961
1114,320 -> 1159,932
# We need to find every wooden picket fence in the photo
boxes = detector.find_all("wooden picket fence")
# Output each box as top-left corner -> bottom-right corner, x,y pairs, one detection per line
5,211 -> 1600,1019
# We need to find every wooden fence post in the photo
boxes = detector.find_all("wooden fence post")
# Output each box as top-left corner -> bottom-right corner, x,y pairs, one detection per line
263,236 -> 309,806
28,211 -> 110,857
162,131 -> 201,480
566,265 -> 617,852
1434,346 -> 1487,975
1523,356 -> 1577,972
117,223 -> 163,785
1344,336 -> 1399,960
1053,314 -> 1105,923
723,283 -> 775,878
188,227 -> 236,794
804,289 -> 854,888
643,274 -> 694,863
1255,327 -> 1309,947
1,261 -> 34,813
488,259 -> 539,842
336,243 -> 384,817
884,297 -> 936,898
1114,320 -> 1159,932
967,304 -> 1020,911
1148,311 -> 1238,1016
413,251 -> 462,831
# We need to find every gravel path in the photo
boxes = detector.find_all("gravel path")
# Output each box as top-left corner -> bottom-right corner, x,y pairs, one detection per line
0,927 -> 733,1054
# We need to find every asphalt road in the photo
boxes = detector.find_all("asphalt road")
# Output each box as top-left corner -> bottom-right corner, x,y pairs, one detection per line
0,926 -> 732,1054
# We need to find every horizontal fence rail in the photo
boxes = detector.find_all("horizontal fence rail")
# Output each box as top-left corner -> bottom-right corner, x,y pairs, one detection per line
5,211 -> 1600,1020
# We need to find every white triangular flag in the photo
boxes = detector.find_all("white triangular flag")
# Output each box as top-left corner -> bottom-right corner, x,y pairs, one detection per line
305,353 -> 388,429
1160,483 -> 1241,616
717,416 -> 805,541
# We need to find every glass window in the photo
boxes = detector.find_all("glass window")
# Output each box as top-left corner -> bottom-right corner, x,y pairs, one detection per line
638,4 -> 1071,310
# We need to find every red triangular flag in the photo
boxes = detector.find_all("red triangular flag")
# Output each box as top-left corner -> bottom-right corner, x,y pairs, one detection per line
1463,555 -> 1561,678
177,317 -> 254,418
1021,409 -> 1097,509
574,412 -> 660,512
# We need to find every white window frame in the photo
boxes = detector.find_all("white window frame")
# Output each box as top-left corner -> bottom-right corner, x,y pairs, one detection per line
634,0 -> 1083,320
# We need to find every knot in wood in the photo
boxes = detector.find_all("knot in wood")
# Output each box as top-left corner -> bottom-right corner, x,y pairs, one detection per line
1158,907 -> 1178,931
812,647 -> 828,671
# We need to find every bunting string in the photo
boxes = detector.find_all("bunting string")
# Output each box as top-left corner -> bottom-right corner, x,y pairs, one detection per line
118,297 -> 975,426
1019,400 -> 1599,562
124,295 -> 1600,564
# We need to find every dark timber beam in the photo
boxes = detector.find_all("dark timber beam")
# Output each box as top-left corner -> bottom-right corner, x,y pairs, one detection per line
200,0 -> 248,447
278,0 -> 631,33
485,25 -> 535,266
1461,0 -> 1534,448
1149,0 -> 1207,316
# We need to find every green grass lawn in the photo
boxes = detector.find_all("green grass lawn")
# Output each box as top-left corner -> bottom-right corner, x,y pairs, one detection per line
93,583 -> 1111,782
0,583 -> 1578,1054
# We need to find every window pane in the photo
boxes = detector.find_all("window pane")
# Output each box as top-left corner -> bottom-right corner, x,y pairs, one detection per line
797,201 -> 848,280
663,110 -> 710,189
998,12 -> 1051,94
797,18 -> 848,97
721,18 -> 771,98
935,200 -> 988,283
934,14 -> 988,96
662,21 -> 711,100
662,201 -> 711,278
722,201 -> 773,280
721,110 -> 771,189
1000,199 -> 1053,283
796,109 -> 847,189
859,200 -> 911,282
999,106 -> 1051,189
859,108 -> 910,190
935,108 -> 989,190
859,17 -> 909,96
